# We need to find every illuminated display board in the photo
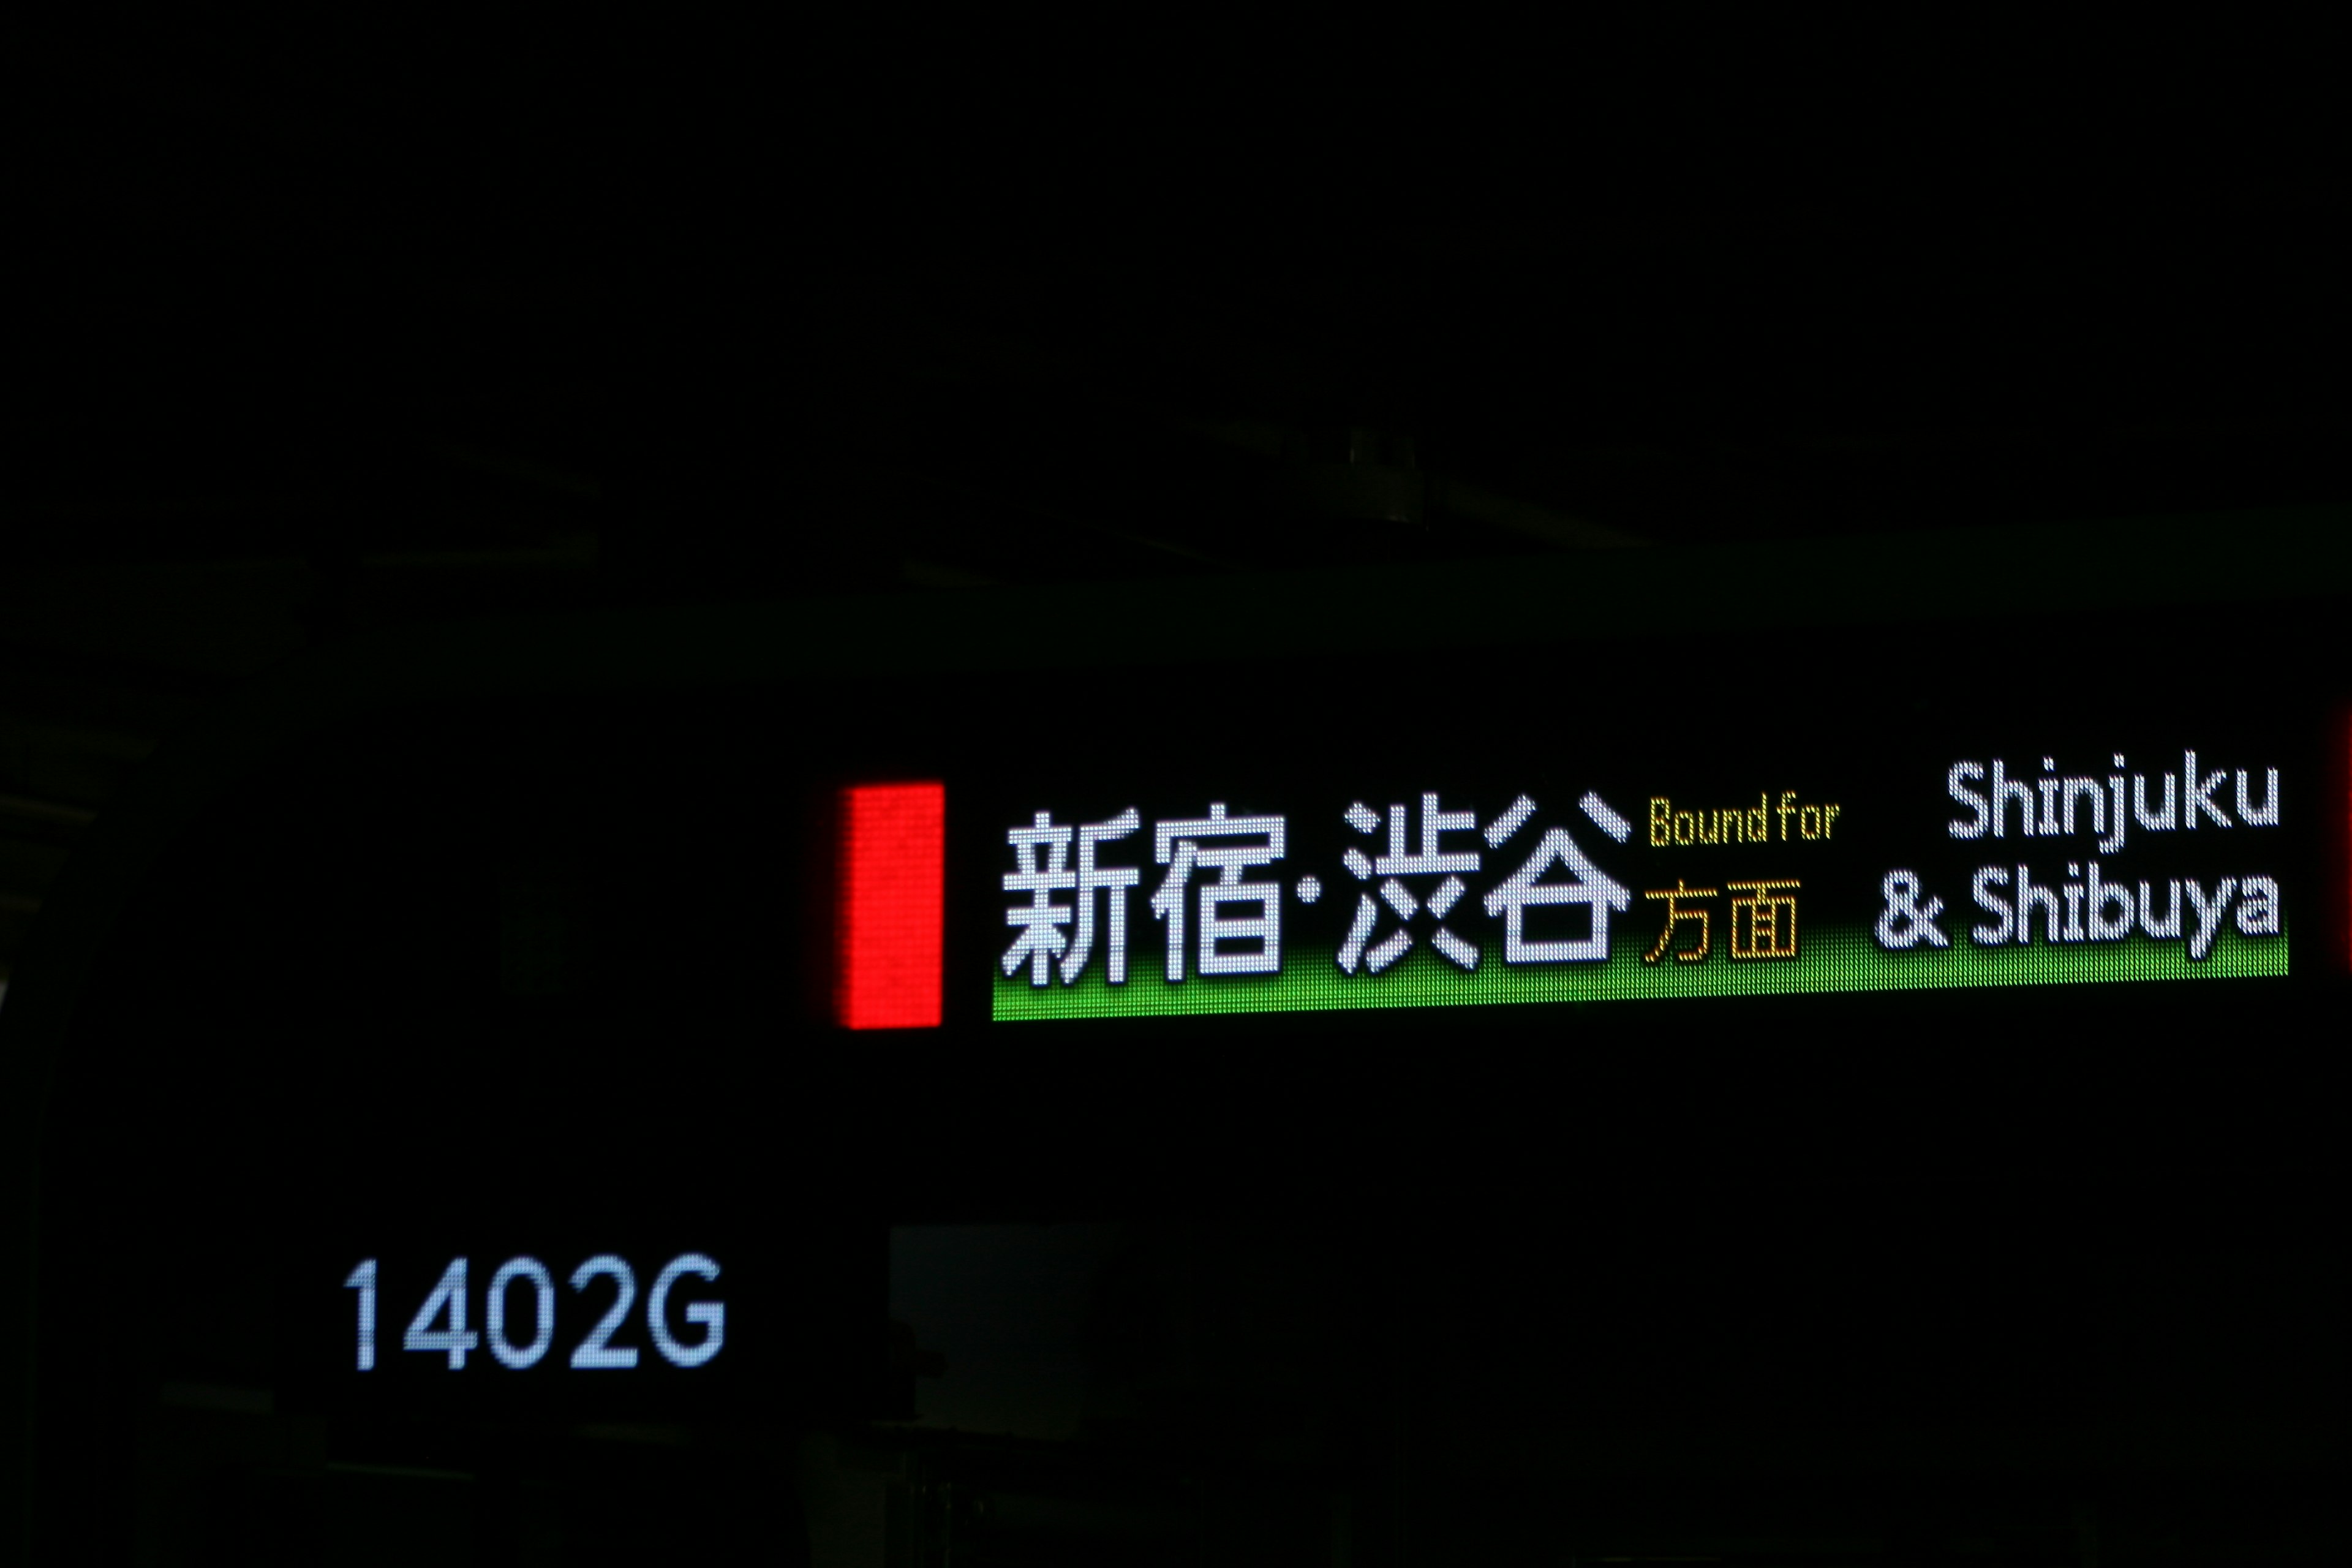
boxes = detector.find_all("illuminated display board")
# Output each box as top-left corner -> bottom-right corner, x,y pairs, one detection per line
979,745 -> 2291,1022
826,637 -> 2334,1029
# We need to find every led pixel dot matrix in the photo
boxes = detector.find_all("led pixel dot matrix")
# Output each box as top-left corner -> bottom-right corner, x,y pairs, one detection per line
835,782 -> 946,1029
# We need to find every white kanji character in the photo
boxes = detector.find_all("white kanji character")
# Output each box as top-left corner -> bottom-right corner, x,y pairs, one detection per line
1336,793 -> 1482,974
1150,804 -> 1286,981
1480,791 -> 1633,962
1003,809 -> 1144,987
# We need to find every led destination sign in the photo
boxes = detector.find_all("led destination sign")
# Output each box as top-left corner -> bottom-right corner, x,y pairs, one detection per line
986,745 -> 2292,1022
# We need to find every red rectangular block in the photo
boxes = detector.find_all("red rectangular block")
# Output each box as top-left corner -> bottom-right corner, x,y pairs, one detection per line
836,782 -> 946,1029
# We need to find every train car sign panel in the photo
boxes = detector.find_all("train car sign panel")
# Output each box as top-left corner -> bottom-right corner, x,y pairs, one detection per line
984,744 -> 2290,1022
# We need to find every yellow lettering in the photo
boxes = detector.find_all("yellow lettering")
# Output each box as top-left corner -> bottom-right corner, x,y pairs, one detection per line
1650,793 -> 1835,846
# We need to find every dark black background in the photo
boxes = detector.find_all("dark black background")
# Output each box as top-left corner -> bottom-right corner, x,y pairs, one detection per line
18,21 -> 2350,585
13,16 -> 2350,1564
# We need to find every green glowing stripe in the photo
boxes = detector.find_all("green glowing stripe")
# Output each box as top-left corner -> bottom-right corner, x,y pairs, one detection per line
990,926 -> 2288,1021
